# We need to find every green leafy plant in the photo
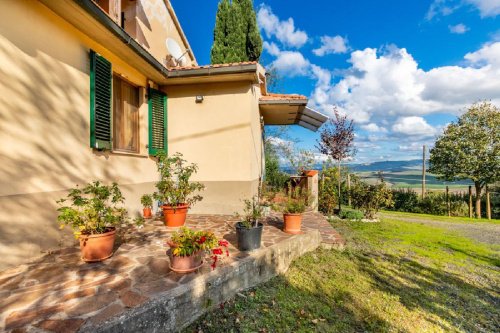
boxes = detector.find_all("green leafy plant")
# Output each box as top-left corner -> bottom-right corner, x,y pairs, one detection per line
280,185 -> 312,214
350,180 -> 393,219
152,152 -> 205,207
56,181 -> 140,238
167,227 -> 230,269
140,194 -> 153,208
339,209 -> 364,221
237,196 -> 264,229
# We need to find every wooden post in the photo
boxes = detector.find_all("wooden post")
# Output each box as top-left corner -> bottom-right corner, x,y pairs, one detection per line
486,186 -> 491,220
347,173 -> 351,207
422,145 -> 426,199
468,185 -> 473,219
446,186 -> 450,217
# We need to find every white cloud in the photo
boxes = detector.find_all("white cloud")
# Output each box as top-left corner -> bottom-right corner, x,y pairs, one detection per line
361,123 -> 387,133
398,142 -> 428,152
392,117 -> 437,138
271,51 -> 310,77
263,41 -> 281,56
427,0 -> 500,19
257,5 -> 308,48
309,42 -> 500,125
467,0 -> 500,17
449,23 -> 469,34
313,35 -> 349,56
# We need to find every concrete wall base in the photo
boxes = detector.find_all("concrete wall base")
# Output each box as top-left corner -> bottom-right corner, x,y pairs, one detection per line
86,230 -> 322,333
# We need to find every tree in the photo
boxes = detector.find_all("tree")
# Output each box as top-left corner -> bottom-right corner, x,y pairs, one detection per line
429,102 -> 500,218
211,0 -> 262,64
234,0 -> 262,61
211,0 -> 230,64
316,108 -> 356,212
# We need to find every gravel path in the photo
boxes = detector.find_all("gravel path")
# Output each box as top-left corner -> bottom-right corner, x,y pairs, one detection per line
380,212 -> 500,246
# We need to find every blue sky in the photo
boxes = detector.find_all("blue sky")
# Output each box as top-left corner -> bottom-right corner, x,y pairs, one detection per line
172,0 -> 500,163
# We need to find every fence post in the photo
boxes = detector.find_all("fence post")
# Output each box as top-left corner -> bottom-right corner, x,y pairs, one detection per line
486,186 -> 491,220
468,186 -> 473,219
446,186 -> 450,217
347,173 -> 351,207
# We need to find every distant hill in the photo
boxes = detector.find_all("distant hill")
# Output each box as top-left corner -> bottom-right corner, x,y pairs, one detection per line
281,159 -> 472,190
347,159 -> 423,173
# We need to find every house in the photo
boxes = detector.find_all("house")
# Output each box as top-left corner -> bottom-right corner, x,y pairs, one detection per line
0,0 -> 328,269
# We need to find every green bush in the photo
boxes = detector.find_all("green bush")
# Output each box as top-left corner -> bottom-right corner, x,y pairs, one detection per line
351,180 -> 393,219
339,209 -> 364,221
392,188 -> 419,213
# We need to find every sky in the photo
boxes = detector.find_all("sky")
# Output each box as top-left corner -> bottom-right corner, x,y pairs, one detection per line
172,0 -> 500,163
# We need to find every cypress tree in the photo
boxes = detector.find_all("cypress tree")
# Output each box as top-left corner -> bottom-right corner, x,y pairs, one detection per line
211,0 -> 262,64
224,1 -> 246,63
235,0 -> 263,61
211,0 -> 230,64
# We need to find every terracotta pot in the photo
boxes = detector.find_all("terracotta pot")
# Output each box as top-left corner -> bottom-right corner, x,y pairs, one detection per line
162,204 -> 189,227
79,228 -> 116,262
168,250 -> 203,273
304,170 -> 318,177
143,207 -> 152,218
283,213 -> 303,234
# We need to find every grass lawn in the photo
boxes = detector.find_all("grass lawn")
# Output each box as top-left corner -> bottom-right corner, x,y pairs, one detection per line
380,210 -> 500,224
185,215 -> 499,333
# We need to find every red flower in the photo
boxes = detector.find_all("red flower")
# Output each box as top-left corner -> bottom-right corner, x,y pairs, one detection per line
212,248 -> 223,255
219,240 -> 229,247
196,236 -> 206,244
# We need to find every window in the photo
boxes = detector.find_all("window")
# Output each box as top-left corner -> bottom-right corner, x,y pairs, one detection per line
90,49 -> 166,155
113,76 -> 140,153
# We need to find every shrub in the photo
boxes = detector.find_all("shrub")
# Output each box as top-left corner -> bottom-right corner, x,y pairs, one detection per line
280,185 -> 312,214
140,194 -> 153,208
56,181 -> 141,238
351,180 -> 393,219
152,152 -> 205,207
339,209 -> 364,221
236,196 -> 264,229
391,188 -> 419,213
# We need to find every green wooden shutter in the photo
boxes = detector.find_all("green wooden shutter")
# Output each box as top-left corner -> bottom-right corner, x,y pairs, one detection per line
90,50 -> 112,150
148,88 -> 167,155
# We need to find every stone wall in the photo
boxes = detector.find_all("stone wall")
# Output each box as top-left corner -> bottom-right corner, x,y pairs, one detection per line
85,230 -> 321,332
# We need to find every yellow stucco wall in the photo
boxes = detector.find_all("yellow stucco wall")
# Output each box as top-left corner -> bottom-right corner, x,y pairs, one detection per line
0,0 -> 262,269
135,0 -> 195,66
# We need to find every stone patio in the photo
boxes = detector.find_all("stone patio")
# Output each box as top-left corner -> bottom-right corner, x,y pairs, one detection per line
0,212 -> 344,333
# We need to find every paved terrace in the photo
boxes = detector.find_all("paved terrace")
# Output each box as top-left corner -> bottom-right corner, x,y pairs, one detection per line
0,212 -> 344,333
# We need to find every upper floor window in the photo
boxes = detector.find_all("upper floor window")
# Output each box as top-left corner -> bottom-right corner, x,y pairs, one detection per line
113,76 -> 139,153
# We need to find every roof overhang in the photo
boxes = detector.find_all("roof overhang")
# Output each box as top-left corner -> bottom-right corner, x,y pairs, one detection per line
259,97 -> 328,132
164,63 -> 262,85
40,0 -> 169,84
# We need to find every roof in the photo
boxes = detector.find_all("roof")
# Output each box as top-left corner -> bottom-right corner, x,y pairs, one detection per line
260,93 -> 307,101
167,61 -> 258,71
259,93 -> 328,132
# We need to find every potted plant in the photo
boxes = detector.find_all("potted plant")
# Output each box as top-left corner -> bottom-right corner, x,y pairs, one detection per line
56,181 -> 141,262
235,196 -> 264,251
151,152 -> 205,227
280,185 -> 312,234
141,194 -> 153,219
166,227 -> 229,273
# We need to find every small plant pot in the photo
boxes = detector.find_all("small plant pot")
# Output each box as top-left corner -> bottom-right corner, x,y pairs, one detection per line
143,207 -> 152,219
283,213 -> 302,234
79,228 -> 116,262
162,204 -> 189,227
235,222 -> 263,251
167,250 -> 203,273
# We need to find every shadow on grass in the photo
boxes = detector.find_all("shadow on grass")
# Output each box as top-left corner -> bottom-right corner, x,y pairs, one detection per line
184,246 -> 499,333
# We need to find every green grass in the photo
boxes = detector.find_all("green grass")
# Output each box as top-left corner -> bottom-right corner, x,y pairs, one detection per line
185,216 -> 500,333
381,210 -> 500,224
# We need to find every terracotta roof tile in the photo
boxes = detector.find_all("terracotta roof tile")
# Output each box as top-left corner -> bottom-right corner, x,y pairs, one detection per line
260,93 -> 308,101
168,61 -> 257,71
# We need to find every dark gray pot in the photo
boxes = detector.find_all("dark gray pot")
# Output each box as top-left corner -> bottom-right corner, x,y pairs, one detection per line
235,222 -> 263,251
